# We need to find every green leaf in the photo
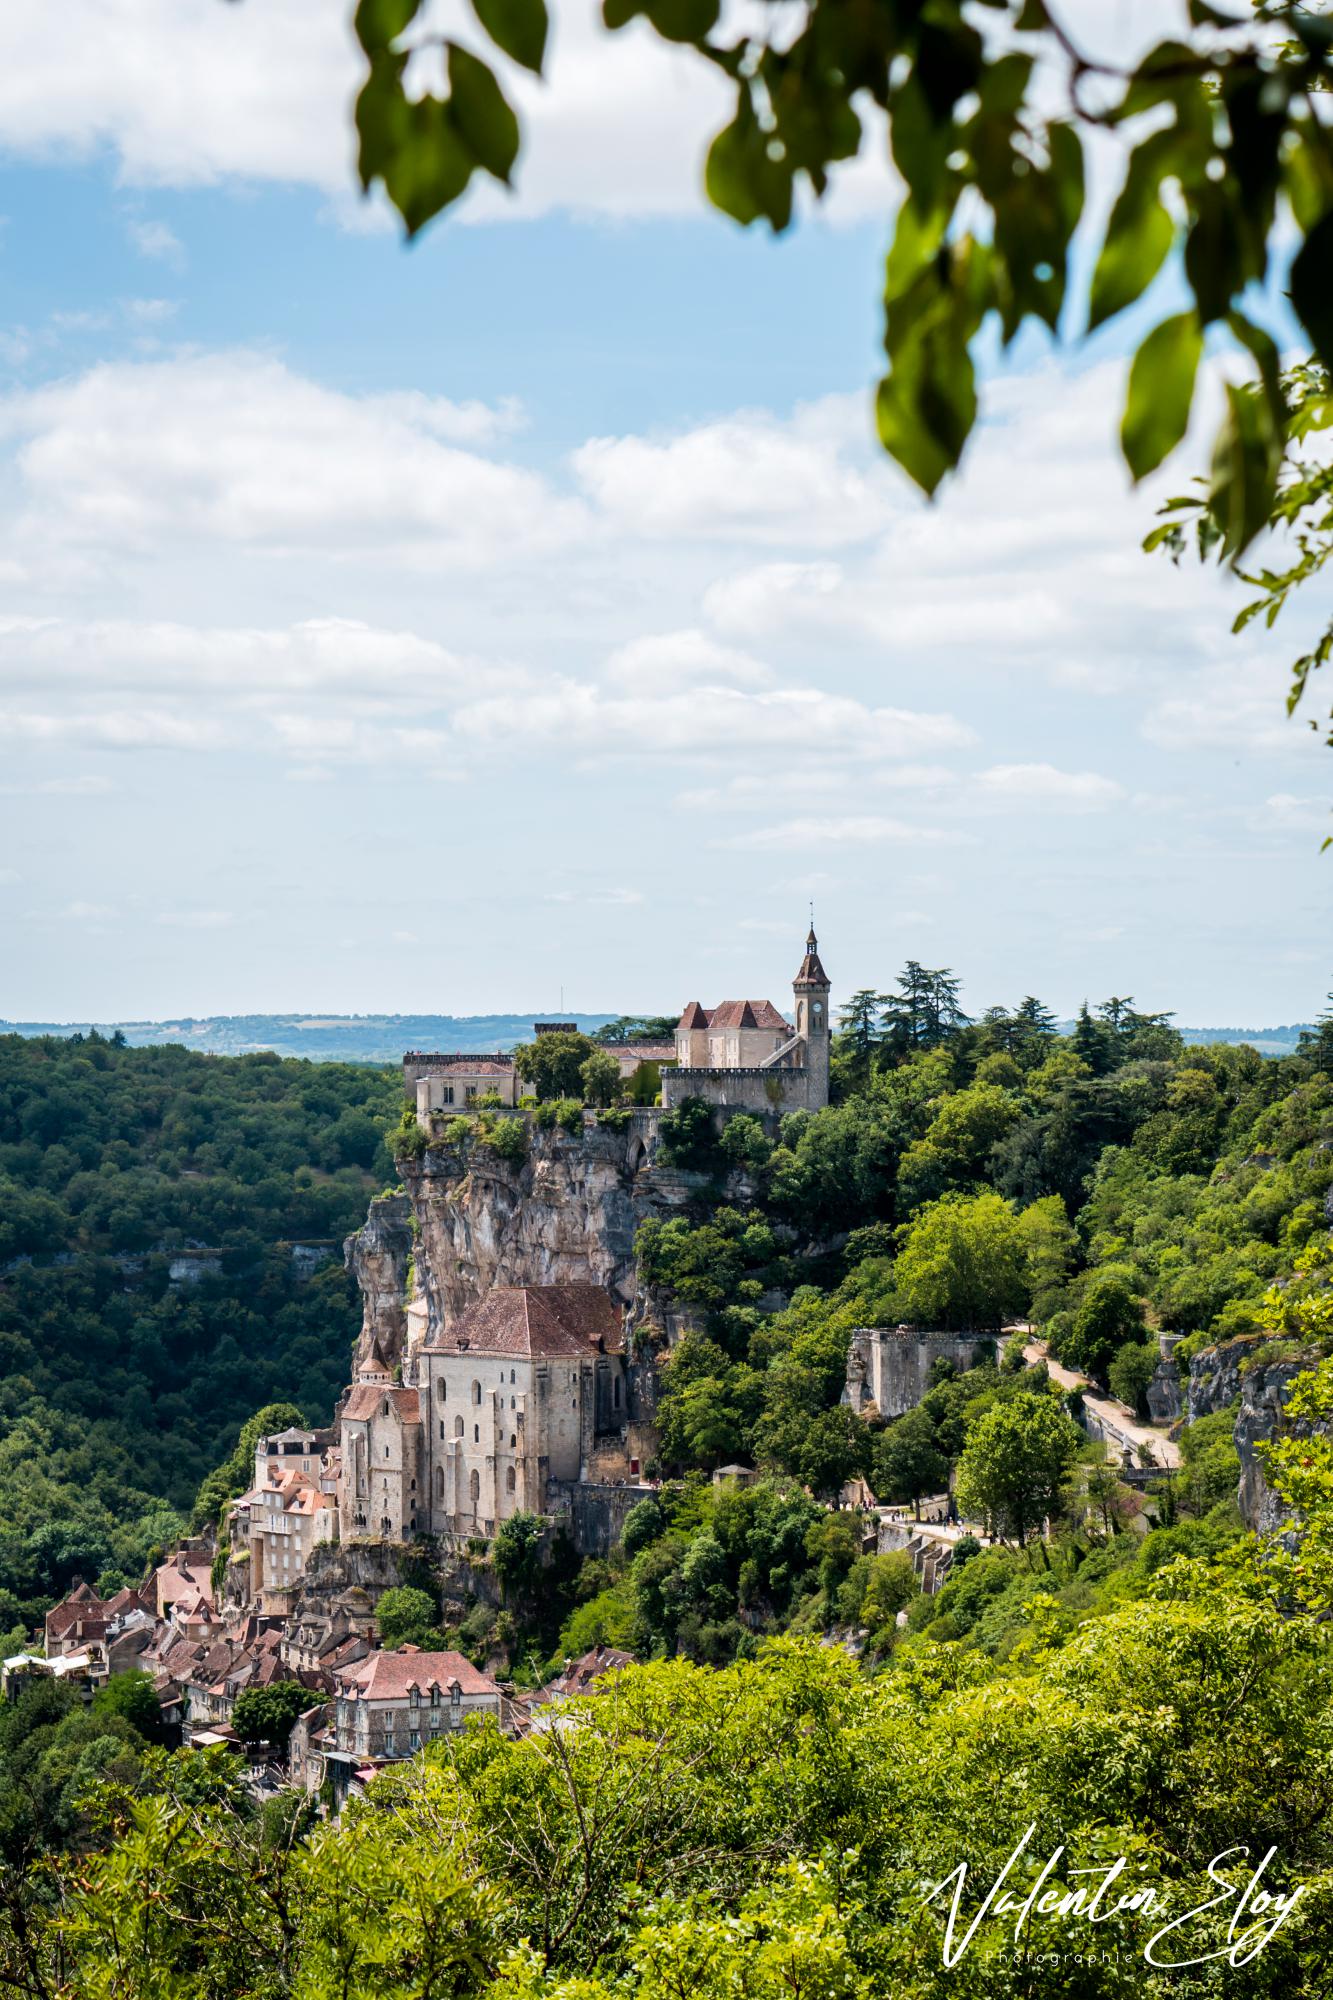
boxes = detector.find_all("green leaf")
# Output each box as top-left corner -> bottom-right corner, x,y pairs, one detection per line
1208,376 -> 1282,557
470,0 -> 548,72
705,101 -> 792,231
1291,209 -> 1333,373
355,55 -> 412,193
387,95 -> 475,235
1088,139 -> 1175,330
606,0 -> 717,39
446,43 -> 521,184
1121,312 -> 1203,480
354,0 -> 420,56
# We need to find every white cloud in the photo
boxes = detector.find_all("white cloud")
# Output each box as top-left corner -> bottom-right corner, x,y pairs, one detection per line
723,815 -> 972,850
1250,793 -> 1333,835
127,218 -> 185,266
58,899 -> 117,921
1141,660 -> 1321,755
154,909 -> 234,929
0,353 -> 574,569
452,680 -> 974,761
975,763 -> 1127,811
0,614 -> 487,700
605,628 -> 771,690
572,397 -> 892,547
675,764 -> 957,811
0,707 -> 224,749
0,0 -> 884,225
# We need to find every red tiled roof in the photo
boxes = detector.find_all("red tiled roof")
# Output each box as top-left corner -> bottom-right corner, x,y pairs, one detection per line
547,1646 -> 635,1698
342,1384 -> 422,1424
619,1043 -> 676,1061
338,1649 -> 498,1700
676,1002 -> 708,1031
704,999 -> 789,1031
103,1587 -> 154,1620
425,1284 -> 623,1360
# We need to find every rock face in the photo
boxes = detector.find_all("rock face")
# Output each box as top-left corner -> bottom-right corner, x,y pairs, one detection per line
1184,1336 -> 1327,1532
343,1193 -> 414,1370
1186,1337 -> 1255,1422
1234,1359 -> 1313,1534
401,1120 -> 710,1346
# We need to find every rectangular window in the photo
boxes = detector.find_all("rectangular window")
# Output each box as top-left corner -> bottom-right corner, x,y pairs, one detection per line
442,1084 -> 454,1104
409,1731 -> 420,1751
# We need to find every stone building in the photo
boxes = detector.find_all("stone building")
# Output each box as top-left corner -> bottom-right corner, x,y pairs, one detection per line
331,1648 -> 502,1764
418,1284 -> 630,1540
336,1284 -> 641,1548
406,1053 -> 520,1115
842,1324 -> 992,1422
338,1338 -> 426,1542
662,925 -> 831,1116
236,1426 -> 338,1612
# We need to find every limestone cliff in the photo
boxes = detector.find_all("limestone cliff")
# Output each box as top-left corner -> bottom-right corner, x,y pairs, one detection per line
400,1117 -> 708,1354
342,1114 -> 722,1392
1182,1335 -> 1326,1532
343,1192 -> 414,1371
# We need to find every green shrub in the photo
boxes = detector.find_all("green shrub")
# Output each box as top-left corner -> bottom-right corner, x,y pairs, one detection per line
478,1116 -> 528,1165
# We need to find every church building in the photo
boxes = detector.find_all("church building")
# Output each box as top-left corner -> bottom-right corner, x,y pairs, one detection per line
338,1285 -> 630,1548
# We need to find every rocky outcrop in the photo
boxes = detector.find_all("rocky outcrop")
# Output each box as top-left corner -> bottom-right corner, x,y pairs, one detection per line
1234,1359 -> 1314,1533
343,1193 -> 414,1370
1146,1333 -> 1185,1424
401,1119 -> 713,1341
1186,1336 -> 1258,1422
1182,1336 -> 1327,1532
287,1537 -> 415,1630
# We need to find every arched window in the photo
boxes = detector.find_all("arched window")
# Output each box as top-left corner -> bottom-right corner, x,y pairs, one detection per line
434,1465 -> 444,1498
509,1433 -> 516,1447
436,1379 -> 446,1403
382,1399 -> 389,1416
471,1380 -> 481,1406
473,1424 -> 480,1443
469,1469 -> 480,1505
509,1369 -> 515,1384
510,1395 -> 515,1409
453,1415 -> 464,1438
506,1466 -> 516,1493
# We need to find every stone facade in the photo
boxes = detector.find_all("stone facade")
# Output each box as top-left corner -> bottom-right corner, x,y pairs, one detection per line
338,1285 -> 650,1549
842,1325 -> 992,1421
662,926 -> 832,1116
240,1427 -> 337,1612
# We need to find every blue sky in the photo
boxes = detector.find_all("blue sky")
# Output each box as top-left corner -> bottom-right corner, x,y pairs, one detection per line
0,0 -> 1329,1028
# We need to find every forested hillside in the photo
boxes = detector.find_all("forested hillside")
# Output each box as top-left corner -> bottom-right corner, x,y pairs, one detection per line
0,1035 -> 398,1635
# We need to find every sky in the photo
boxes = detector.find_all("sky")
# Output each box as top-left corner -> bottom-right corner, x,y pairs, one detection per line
0,0 -> 1329,1028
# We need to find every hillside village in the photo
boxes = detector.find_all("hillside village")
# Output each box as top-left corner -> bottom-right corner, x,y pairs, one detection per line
7,924 -> 1308,1809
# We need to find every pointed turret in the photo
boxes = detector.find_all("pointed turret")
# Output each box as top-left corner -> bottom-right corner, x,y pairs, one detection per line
792,921 -> 831,1110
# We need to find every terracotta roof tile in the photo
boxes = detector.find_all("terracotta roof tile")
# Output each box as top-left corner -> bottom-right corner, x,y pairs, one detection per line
424,1284 -> 623,1360
676,1002 -> 708,1030
338,1649 -> 499,1701
341,1384 -> 422,1424
705,999 -> 789,1031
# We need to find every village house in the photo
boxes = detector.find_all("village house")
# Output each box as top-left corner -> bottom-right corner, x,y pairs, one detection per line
329,1647 -> 503,1769
231,1425 -> 337,1611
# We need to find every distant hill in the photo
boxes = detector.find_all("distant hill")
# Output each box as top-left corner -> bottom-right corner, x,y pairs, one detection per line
4,1013 -> 1319,1063
0,1013 -> 621,1064
1054,1021 -> 1316,1058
